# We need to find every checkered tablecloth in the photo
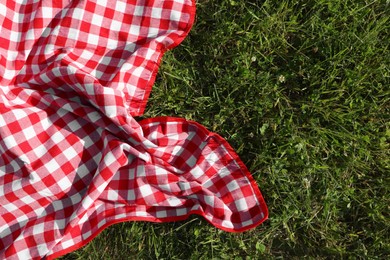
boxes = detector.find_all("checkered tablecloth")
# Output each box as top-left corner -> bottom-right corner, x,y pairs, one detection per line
0,0 -> 268,259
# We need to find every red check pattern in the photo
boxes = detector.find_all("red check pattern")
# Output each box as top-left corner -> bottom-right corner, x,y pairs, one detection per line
0,0 -> 268,259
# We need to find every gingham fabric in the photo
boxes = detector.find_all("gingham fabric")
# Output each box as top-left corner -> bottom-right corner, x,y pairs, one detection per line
0,0 -> 268,259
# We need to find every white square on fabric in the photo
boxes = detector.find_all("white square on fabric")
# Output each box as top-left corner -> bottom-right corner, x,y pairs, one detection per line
221,220 -> 234,229
13,12 -> 26,24
46,158 -> 61,172
0,3 -> 6,17
135,211 -> 147,217
63,146 -> 78,161
134,5 -> 144,16
82,229 -> 92,240
126,83 -> 137,97
132,66 -> 144,78
6,50 -> 18,61
124,42 -> 136,52
202,179 -> 216,189
60,239 -> 75,250
204,195 -> 215,207
37,243 -> 49,255
144,48 -> 154,60
92,68 -> 103,79
205,151 -> 219,164
83,83 -> 95,96
67,27 -> 79,41
107,189 -> 119,200
226,180 -> 240,192
235,197 -> 248,211
172,144 -> 183,155
242,219 -> 254,227
40,117 -> 52,130
16,249 -> 32,260
158,183 -> 172,191
81,196 -> 94,210
32,223 -> 45,235
99,55 -> 113,65
15,215 -> 28,226
43,43 -> 55,54
57,177 -> 72,190
95,182 -> 107,193
189,165 -> 203,179
139,184 -> 153,197
127,189 -> 135,201
80,49 -> 95,61
103,152 -> 116,166
176,208 -> 187,216
170,10 -> 182,22
186,155 -> 197,168
51,131 -> 65,143
39,187 -> 55,197
151,7 -> 162,19
32,144 -> 48,158
0,115 -> 5,127
136,165 -> 146,177
13,109 -> 28,120
91,13 -> 104,27
2,135 -> 18,149
39,72 -> 51,83
4,202 -> 18,212
156,210 -> 167,218
40,7 -> 53,19
167,197 -> 182,207
25,29 -> 35,40
177,181 -> 190,192
72,8 -> 85,21
115,1 -> 127,12
30,64 -> 41,74
107,37 -> 118,48
0,165 -> 6,175
2,69 -> 16,81
129,24 -> 140,35
147,27 -> 159,38
10,31 -> 22,42
87,33 -> 99,46
70,192 -> 83,205
0,225 -> 12,238
97,218 -> 107,229
110,19 -> 122,31
21,194 -> 35,204
52,200 -> 65,211
22,125 -> 36,140
67,119 -> 83,132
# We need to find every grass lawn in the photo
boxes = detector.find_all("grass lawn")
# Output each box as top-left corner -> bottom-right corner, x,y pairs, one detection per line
62,0 -> 389,258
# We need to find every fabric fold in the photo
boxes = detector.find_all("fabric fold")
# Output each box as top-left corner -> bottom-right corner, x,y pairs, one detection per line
0,0 -> 268,259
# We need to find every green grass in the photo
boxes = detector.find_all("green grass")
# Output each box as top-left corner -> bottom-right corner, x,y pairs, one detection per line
62,0 -> 389,258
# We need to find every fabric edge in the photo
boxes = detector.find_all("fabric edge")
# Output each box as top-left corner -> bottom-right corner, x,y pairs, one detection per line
131,0 -> 197,117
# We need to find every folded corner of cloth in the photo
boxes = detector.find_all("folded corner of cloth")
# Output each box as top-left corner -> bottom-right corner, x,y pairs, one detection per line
0,0 -> 268,259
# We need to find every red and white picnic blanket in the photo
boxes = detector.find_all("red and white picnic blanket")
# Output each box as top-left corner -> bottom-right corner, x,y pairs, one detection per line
0,0 -> 268,258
